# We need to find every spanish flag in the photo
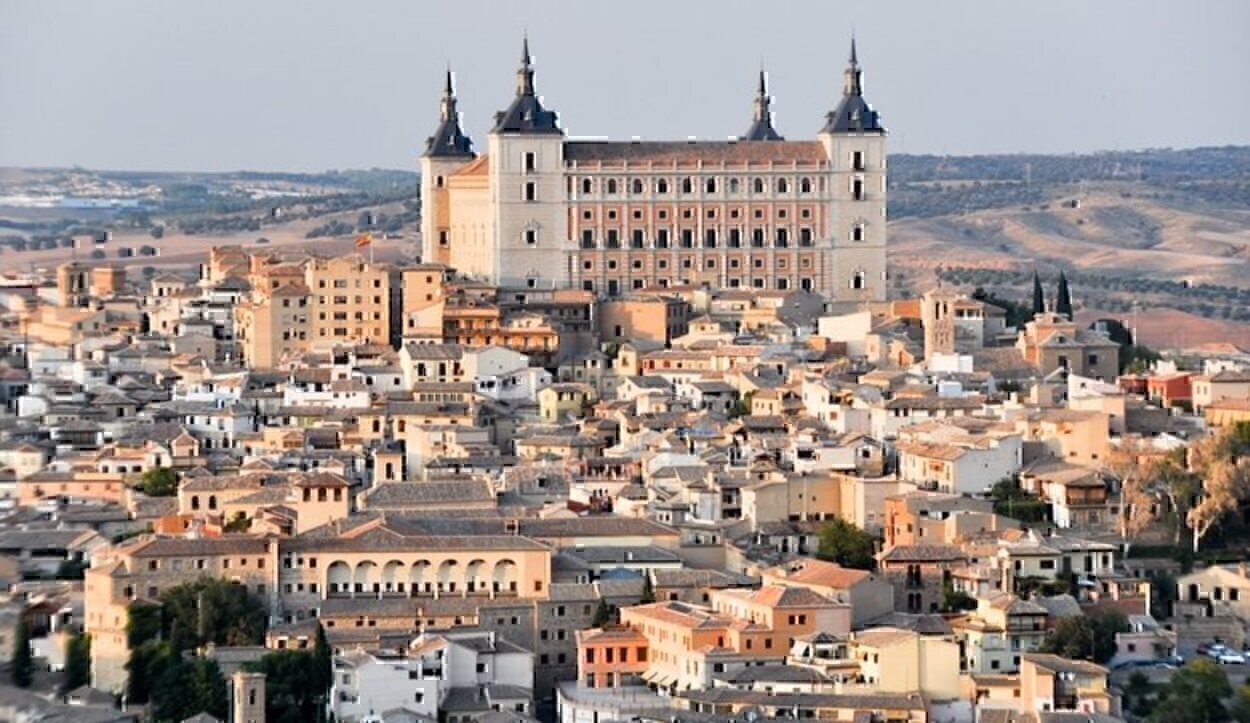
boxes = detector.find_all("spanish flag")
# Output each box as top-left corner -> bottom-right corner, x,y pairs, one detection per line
355,231 -> 373,249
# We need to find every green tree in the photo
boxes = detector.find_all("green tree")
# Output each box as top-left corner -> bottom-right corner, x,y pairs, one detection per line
1040,611 -> 1130,664
10,612 -> 33,688
126,640 -> 173,704
248,650 -> 322,723
153,655 -> 228,722
591,598 -> 612,627
1148,657 -> 1232,723
135,467 -> 178,497
941,583 -> 977,612
63,633 -> 91,693
815,518 -> 877,570
312,623 -> 332,721
1125,670 -> 1155,717
159,577 -> 267,652
640,575 -> 656,604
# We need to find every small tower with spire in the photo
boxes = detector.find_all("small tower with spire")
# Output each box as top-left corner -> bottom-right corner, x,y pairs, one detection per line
486,35 -> 569,290
420,68 -> 477,266
742,70 -> 783,141
820,37 -> 888,311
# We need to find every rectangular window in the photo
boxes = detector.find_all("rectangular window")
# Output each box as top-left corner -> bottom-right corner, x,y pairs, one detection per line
524,182 -> 537,202
524,229 -> 537,245
523,152 -> 536,172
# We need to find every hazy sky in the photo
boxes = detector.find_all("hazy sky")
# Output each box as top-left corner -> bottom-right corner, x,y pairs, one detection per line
2,0 -> 1247,172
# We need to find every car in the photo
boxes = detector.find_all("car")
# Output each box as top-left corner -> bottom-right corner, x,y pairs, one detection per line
1218,651 -> 1246,665
1200,643 -> 1230,659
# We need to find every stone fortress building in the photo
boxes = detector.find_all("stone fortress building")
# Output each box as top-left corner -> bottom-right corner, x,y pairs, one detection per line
420,38 -> 887,308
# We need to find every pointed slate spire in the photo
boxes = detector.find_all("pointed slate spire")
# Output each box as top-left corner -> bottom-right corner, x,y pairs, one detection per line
517,34 -> 535,97
493,35 -> 561,134
1056,271 -> 1073,320
742,70 -> 784,141
1031,270 -> 1045,317
423,67 -> 474,158
822,36 -> 884,134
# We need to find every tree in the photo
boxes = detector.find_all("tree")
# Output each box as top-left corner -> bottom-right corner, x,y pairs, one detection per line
941,583 -> 977,612
816,518 -> 877,570
249,650 -> 322,723
159,577 -> 267,652
149,225 -> 164,239
1124,670 -> 1156,717
10,612 -> 33,688
153,656 -> 228,722
1147,658 -> 1232,723
63,632 -> 91,693
639,574 -> 656,604
312,623 -> 332,720
1187,429 -> 1250,553
135,466 -> 178,497
591,598 -> 612,627
1040,611 -> 1128,664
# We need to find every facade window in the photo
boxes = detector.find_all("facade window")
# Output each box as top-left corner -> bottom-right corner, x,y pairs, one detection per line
681,177 -> 693,194
631,229 -> 645,249
607,179 -> 618,194
852,271 -> 867,290
631,179 -> 643,194
852,178 -> 865,201
728,229 -> 741,247
705,178 -> 717,193
852,223 -> 866,242
799,177 -> 812,193
656,179 -> 669,194
524,229 -> 538,245
581,230 -> 595,249
799,228 -> 813,246
704,229 -> 717,248
777,178 -> 790,193
729,178 -> 740,193
753,178 -> 765,193
581,178 -> 592,194
524,182 -> 537,202
656,230 -> 669,249
606,229 -> 620,248
852,150 -> 866,171
523,152 -> 536,172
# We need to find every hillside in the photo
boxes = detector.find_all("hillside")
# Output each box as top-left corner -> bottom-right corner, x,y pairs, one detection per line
885,147 -> 1250,348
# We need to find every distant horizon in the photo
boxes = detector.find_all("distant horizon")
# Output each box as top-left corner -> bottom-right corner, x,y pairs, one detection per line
6,142 -> 1248,178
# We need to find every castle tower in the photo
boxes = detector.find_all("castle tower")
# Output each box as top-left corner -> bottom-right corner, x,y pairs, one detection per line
819,38 -> 888,310
230,670 -> 266,723
420,68 -> 476,266
922,287 -> 958,359
486,36 -> 569,290
742,70 -> 784,141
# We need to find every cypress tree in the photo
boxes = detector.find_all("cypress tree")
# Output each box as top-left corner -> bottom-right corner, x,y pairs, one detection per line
11,612 -> 33,688
1056,271 -> 1073,320
1031,270 -> 1045,317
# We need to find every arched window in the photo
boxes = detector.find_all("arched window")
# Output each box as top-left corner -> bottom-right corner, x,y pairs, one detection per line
729,178 -> 741,194
799,177 -> 812,194
753,178 -> 765,194
681,177 -> 694,194
705,178 -> 717,193
208,495 -> 217,510
656,179 -> 670,194
777,178 -> 790,193
606,179 -> 618,194
581,178 -> 592,194
631,178 -> 643,194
